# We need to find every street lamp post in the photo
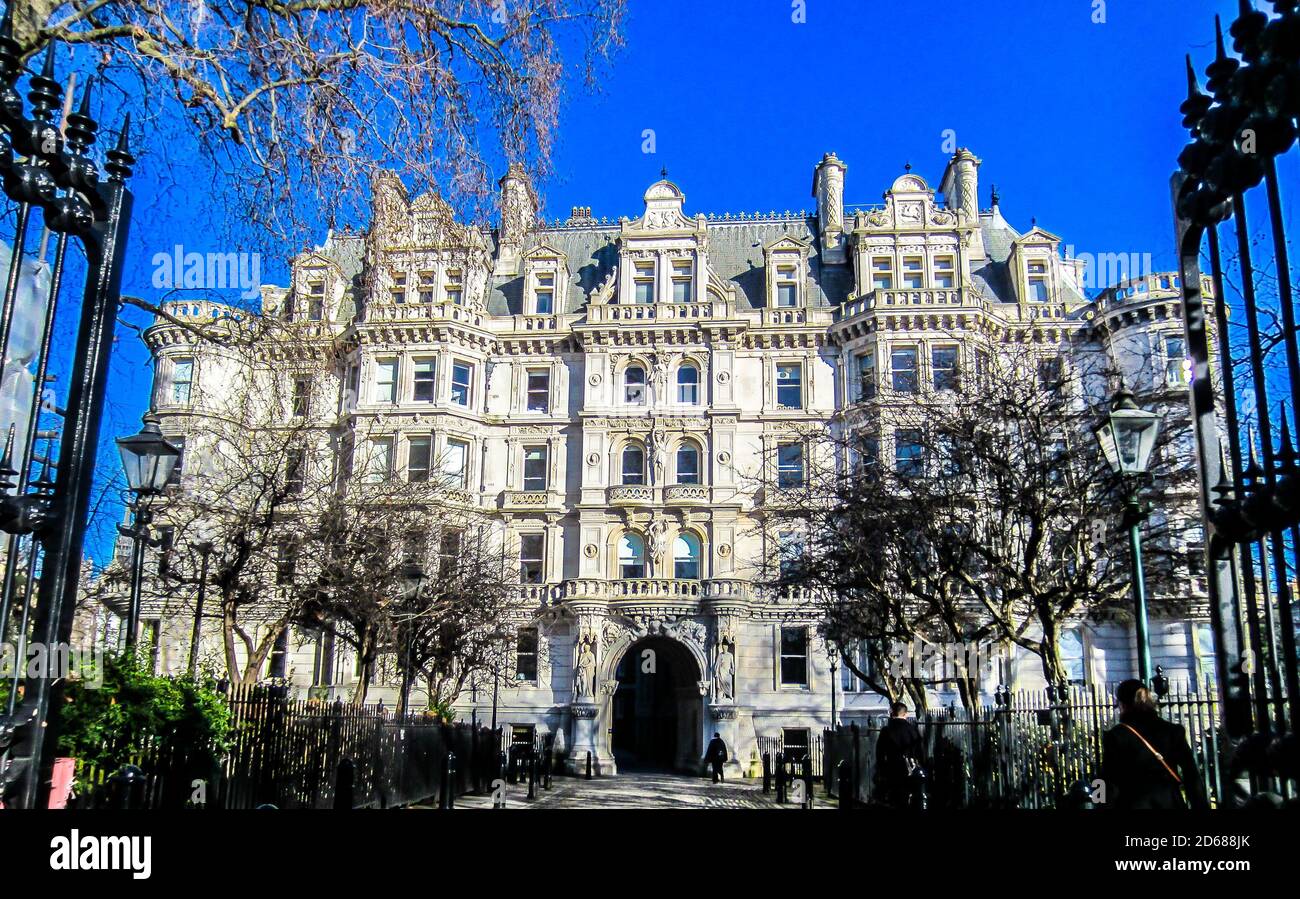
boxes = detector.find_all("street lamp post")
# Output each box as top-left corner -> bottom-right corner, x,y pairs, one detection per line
115,414 -> 180,650
187,540 -> 214,678
1094,389 -> 1162,684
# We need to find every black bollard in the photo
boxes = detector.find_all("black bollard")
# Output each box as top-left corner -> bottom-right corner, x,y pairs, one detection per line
762,752 -> 771,794
775,752 -> 786,803
334,758 -> 355,810
802,757 -> 813,808
544,750 -> 553,790
837,761 -> 850,810
586,751 -> 593,780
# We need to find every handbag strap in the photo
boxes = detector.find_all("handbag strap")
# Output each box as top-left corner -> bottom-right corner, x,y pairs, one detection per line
1121,723 -> 1182,785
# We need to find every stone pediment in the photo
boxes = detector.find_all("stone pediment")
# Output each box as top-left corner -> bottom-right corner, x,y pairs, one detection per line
1013,226 -> 1062,246
625,179 -> 697,233
858,170 -> 960,231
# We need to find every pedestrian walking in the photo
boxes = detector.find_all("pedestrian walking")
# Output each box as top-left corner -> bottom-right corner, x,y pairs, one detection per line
705,732 -> 728,783
1101,679 -> 1207,810
875,701 -> 924,809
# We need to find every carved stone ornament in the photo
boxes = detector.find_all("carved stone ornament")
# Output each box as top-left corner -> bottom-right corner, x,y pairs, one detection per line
716,370 -> 731,384
571,703 -> 598,719
588,373 -> 602,386
717,450 -> 732,466
709,704 -> 738,720
586,452 -> 601,467
583,543 -> 599,559
717,543 -> 732,558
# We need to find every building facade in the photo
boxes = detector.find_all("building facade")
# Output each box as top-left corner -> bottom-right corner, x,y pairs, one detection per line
109,149 -> 1214,775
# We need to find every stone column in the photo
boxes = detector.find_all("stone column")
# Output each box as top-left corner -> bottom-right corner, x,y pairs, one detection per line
566,601 -> 612,774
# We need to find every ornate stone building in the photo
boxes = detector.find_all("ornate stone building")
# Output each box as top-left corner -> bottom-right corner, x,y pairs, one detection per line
119,149 -> 1214,775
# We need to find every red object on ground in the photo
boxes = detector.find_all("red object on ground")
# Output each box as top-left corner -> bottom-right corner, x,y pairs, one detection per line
48,757 -> 75,809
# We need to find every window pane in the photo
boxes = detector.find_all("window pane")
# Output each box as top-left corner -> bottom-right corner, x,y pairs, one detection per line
932,346 -> 959,392
891,347 -> 918,393
777,364 -> 802,408
895,429 -> 924,477
442,440 -> 468,486
673,534 -> 700,579
408,437 -> 432,482
451,362 -> 472,406
376,360 -> 398,403
622,446 -> 645,485
780,626 -> 808,686
625,366 -> 646,404
413,359 -> 436,402
527,370 -> 550,412
519,534 -> 545,584
523,445 -> 548,491
676,445 -> 700,485
857,353 -> 875,400
619,534 -> 644,578
172,359 -> 193,404
777,443 -> 804,488
677,365 -> 699,404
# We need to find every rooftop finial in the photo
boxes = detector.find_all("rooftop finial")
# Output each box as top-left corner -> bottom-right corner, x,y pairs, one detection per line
904,161 -> 912,173
990,184 -> 1000,207
660,166 -> 668,179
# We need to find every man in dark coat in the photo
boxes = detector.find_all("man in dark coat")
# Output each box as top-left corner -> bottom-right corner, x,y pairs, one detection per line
875,702 -> 924,808
1101,679 -> 1208,810
705,733 -> 728,783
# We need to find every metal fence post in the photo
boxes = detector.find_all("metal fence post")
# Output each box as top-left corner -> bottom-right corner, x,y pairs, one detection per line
333,758 -> 354,810
762,751 -> 771,794
586,750 -> 592,780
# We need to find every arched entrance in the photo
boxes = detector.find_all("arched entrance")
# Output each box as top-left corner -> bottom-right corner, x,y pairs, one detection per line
610,636 -> 704,772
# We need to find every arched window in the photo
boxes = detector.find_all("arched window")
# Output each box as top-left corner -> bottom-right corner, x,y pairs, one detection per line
619,533 -> 646,578
621,443 -> 645,485
675,442 -> 700,485
674,533 -> 701,580
625,365 -> 646,404
677,363 -> 699,404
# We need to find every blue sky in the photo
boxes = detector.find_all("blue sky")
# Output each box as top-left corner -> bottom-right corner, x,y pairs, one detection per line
79,0 -> 1288,563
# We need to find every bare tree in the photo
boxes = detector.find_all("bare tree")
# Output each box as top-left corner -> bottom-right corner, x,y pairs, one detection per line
765,335 -> 1201,703
13,1 -> 626,246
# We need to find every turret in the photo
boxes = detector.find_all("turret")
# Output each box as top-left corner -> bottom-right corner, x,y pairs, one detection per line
812,152 -> 847,264
497,163 -> 538,275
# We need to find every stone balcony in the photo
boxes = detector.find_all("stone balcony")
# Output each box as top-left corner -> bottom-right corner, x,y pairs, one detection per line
502,490 -> 562,511
586,300 -> 726,325
662,484 -> 709,505
362,300 -> 486,328
550,577 -> 820,608
606,484 -> 654,505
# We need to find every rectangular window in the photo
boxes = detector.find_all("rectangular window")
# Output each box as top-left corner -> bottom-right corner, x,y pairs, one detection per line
418,271 -> 435,304
634,262 -> 655,303
933,256 -> 955,289
292,376 -> 311,417
1061,628 -> 1086,685
413,359 -> 436,402
523,445 -> 548,491
166,437 -> 185,487
891,346 -> 918,393
672,260 -> 693,303
408,436 -> 432,483
442,439 -> 468,488
778,531 -> 804,580
776,363 -> 803,408
526,369 -> 550,413
871,257 -> 893,291
858,433 -> 880,475
1164,334 -> 1189,386
777,442 -> 804,489
309,282 -> 325,321
783,728 -> 811,763
444,269 -> 464,306
902,256 -> 924,289
172,358 -> 194,405
276,541 -> 297,586
931,345 -> 959,392
519,534 -> 545,584
365,438 -> 394,483
450,361 -> 473,406
516,628 -> 539,681
285,446 -> 305,494
775,265 -> 798,307
1038,357 -> 1063,388
624,366 -> 646,405
439,529 -> 462,576
375,359 -> 398,404
780,626 -> 809,686
535,273 -> 554,315
156,526 -> 175,577
895,428 -> 925,477
841,641 -> 872,692
1028,261 -> 1049,302
856,352 -> 876,401
391,272 -> 407,305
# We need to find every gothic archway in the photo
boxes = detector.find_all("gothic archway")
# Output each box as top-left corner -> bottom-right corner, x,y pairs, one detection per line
608,636 -> 704,772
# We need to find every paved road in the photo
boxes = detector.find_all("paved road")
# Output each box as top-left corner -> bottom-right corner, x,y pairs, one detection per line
452,771 -> 825,809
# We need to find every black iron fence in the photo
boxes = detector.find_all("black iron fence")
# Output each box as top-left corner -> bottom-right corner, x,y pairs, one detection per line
1173,1 -> 1300,804
826,684 -> 1224,809
757,733 -> 823,778
70,685 -> 499,809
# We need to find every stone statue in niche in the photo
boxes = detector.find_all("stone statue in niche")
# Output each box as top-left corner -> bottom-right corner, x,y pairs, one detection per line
714,642 -> 735,701
574,636 -> 596,700
650,426 -> 668,485
646,517 -> 667,572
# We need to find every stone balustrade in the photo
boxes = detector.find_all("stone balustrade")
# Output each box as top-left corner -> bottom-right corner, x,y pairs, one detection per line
606,484 -> 653,505
363,301 -> 485,328
662,484 -> 709,504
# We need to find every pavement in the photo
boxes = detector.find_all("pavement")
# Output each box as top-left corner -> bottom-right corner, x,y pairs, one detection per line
446,770 -> 830,809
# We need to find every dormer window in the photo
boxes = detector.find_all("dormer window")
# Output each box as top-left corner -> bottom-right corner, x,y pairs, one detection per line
534,272 -> 555,314
391,273 -> 407,304
308,282 -> 325,321
1027,261 -> 1049,302
871,257 -> 893,291
445,269 -> 464,305
418,272 -> 435,303
775,265 -> 799,307
902,257 -> 924,290
633,262 -> 655,304
934,256 -> 955,289
625,365 -> 647,404
671,260 -> 693,303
